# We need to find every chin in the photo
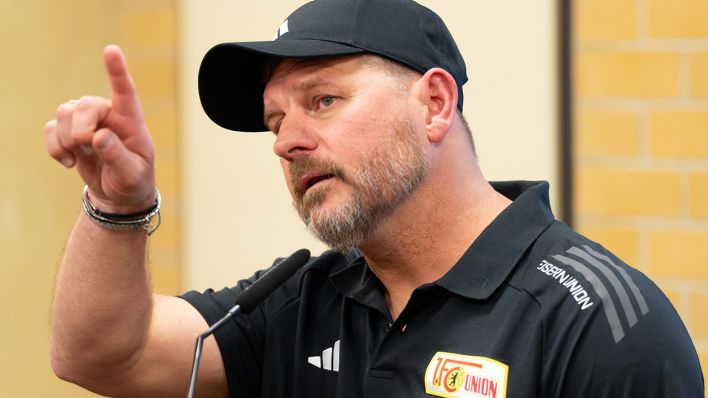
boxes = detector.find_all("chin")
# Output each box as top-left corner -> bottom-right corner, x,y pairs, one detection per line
305,184 -> 347,208
307,200 -> 341,221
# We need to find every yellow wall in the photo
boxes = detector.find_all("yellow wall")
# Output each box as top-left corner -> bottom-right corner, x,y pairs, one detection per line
0,1 -> 179,396
574,0 -> 708,383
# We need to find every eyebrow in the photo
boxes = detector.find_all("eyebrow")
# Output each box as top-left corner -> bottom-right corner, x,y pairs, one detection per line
262,78 -> 333,128
297,78 -> 330,92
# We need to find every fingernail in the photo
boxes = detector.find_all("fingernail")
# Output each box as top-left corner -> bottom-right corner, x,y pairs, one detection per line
61,156 -> 74,168
97,133 -> 113,151
79,144 -> 94,156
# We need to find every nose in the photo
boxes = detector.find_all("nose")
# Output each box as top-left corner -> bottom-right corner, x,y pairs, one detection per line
272,112 -> 318,162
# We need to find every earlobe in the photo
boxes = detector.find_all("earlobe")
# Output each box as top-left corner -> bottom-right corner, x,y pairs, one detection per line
420,68 -> 457,143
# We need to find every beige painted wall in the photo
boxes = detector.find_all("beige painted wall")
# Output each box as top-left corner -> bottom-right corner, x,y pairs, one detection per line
178,0 -> 559,289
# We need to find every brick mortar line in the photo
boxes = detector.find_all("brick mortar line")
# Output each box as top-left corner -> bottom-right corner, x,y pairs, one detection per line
636,0 -> 648,40
694,341 -> 708,352
653,279 -> 708,292
578,157 -> 708,171
637,217 -> 708,230
578,39 -> 708,52
577,216 -> 708,230
578,99 -> 708,109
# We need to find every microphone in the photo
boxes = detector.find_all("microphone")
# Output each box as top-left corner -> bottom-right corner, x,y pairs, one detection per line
187,249 -> 311,398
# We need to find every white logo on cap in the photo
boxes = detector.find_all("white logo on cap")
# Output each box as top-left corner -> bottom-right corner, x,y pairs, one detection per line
272,19 -> 289,40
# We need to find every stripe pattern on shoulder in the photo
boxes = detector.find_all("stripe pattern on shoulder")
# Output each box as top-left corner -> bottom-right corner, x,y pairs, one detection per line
551,245 -> 649,344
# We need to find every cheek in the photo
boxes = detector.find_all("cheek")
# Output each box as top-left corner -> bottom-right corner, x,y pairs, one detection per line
280,159 -> 296,197
336,98 -> 397,141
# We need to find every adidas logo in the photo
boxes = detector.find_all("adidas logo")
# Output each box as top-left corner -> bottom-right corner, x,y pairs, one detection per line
308,340 -> 340,372
272,19 -> 289,40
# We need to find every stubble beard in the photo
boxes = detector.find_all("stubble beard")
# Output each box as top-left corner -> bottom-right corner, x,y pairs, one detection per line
291,116 -> 428,252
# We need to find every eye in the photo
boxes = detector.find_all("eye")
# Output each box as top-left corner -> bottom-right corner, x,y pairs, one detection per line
267,118 -> 282,135
274,119 -> 283,135
317,95 -> 336,108
264,110 -> 282,134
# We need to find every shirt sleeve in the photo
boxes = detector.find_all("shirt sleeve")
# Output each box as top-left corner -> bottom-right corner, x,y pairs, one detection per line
180,266 -> 277,398
551,260 -> 704,397
525,224 -> 704,397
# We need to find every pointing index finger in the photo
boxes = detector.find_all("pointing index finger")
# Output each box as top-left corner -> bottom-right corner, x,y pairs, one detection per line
103,44 -> 140,115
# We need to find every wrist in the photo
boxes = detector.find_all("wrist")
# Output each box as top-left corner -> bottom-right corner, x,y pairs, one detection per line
88,190 -> 157,215
81,186 -> 161,235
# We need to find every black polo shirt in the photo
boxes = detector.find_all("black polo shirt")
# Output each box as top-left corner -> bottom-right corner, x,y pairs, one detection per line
182,181 -> 704,397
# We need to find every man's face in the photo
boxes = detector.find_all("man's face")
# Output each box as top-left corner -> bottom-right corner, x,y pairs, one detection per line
263,56 -> 429,251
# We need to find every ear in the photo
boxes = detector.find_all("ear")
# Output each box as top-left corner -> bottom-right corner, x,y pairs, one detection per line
416,68 -> 457,143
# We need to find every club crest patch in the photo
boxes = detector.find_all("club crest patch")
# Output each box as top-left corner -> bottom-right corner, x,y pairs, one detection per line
424,352 -> 508,398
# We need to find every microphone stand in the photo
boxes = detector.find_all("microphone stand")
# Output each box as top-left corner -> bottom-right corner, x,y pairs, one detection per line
187,304 -> 242,398
184,248 -> 310,397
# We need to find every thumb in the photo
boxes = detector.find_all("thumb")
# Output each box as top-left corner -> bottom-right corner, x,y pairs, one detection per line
94,128 -> 132,165
91,128 -> 155,208
92,128 -> 150,191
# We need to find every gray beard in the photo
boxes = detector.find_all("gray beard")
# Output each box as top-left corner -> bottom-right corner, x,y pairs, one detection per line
293,117 -> 428,252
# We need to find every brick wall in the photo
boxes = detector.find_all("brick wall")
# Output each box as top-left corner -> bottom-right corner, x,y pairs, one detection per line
574,0 -> 708,382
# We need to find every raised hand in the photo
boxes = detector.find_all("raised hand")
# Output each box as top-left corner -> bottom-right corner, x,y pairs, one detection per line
45,45 -> 156,213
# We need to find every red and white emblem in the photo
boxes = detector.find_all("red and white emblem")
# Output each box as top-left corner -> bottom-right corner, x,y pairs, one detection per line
424,352 -> 508,398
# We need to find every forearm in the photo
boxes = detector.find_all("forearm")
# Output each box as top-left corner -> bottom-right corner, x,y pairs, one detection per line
50,211 -> 154,379
44,47 -> 229,395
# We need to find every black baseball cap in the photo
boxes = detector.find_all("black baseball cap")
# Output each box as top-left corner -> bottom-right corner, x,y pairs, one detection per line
198,0 -> 468,132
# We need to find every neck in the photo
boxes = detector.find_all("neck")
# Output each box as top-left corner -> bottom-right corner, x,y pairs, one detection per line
359,141 -> 511,320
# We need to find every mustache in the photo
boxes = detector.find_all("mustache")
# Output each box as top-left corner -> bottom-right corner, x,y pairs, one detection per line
290,157 -> 346,198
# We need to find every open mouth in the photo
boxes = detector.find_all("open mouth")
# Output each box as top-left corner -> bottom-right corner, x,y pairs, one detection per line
307,174 -> 334,188
299,172 -> 336,196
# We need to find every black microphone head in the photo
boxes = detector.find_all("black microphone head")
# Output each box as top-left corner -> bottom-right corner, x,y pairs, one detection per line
235,249 -> 311,314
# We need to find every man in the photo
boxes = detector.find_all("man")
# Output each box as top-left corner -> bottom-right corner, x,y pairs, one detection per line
45,0 -> 703,397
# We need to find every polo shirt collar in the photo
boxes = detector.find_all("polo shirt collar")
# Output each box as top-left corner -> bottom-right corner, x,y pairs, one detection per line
330,255 -> 382,307
436,180 -> 555,299
330,181 -> 555,303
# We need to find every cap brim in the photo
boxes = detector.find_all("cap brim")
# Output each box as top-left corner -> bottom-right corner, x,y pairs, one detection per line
198,39 -> 365,132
